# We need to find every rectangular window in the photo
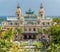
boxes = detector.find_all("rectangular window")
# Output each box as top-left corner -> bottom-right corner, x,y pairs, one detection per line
42,22 -> 45,25
47,22 -> 50,25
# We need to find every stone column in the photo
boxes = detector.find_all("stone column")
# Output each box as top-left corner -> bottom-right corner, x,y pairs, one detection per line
31,27 -> 33,32
31,35 -> 33,39
27,27 -> 29,32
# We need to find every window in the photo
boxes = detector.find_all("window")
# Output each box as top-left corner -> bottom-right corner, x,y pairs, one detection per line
24,28 -> 27,31
37,20 -> 40,24
15,23 -> 17,25
38,22 -> 40,24
17,14 -> 19,16
10,22 -> 13,25
33,28 -> 36,31
42,22 -> 45,25
41,14 -> 43,17
47,22 -> 50,25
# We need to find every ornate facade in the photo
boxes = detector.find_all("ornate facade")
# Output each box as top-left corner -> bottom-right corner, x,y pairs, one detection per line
2,3 -> 52,40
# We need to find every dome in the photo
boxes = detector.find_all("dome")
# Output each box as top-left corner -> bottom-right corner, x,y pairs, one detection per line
16,8 -> 21,13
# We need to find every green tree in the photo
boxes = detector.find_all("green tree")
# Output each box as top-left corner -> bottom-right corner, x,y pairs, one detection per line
0,18 -> 4,22
53,18 -> 60,24
4,28 -> 14,41
0,28 -> 20,52
38,28 -> 43,34
48,25 -> 60,44
14,27 -> 24,40
46,25 -> 60,52
17,27 -> 24,33
0,26 -> 3,38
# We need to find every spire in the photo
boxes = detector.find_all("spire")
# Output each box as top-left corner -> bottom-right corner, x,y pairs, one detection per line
40,3 -> 43,9
28,8 -> 31,12
17,3 -> 20,8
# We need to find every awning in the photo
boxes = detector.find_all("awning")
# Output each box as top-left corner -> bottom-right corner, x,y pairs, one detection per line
21,32 -> 38,34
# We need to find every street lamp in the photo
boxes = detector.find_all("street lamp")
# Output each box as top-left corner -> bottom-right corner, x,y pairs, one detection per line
40,35 -> 49,52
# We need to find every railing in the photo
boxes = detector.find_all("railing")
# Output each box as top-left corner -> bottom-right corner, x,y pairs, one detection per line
20,24 -> 51,27
19,48 -> 41,52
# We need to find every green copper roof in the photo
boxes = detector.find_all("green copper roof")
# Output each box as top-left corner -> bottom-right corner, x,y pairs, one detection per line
26,8 -> 34,14
24,8 -> 36,18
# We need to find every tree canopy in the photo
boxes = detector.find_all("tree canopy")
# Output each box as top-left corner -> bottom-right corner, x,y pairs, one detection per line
48,25 -> 60,44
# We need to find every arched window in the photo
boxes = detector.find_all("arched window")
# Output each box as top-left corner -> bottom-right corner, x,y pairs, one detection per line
24,28 -> 27,31
33,28 -> 36,31
41,14 -> 43,17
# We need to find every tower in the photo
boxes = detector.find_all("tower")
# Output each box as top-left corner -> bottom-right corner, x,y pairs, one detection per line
16,3 -> 22,17
16,3 -> 24,24
38,3 -> 45,19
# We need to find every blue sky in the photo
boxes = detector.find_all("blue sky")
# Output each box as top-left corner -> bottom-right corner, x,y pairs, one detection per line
0,0 -> 60,16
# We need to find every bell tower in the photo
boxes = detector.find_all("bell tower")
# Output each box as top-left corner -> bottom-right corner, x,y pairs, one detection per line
16,3 -> 22,18
38,3 -> 45,19
16,3 -> 24,24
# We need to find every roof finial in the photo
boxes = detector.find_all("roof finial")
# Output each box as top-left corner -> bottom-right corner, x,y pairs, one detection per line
29,8 -> 31,12
40,3 -> 43,8
17,3 -> 20,8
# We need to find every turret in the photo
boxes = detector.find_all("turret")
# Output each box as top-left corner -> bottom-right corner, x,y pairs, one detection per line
16,3 -> 24,24
38,3 -> 45,19
16,3 -> 22,18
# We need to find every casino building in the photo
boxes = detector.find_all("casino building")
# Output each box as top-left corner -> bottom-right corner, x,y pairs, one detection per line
2,3 -> 52,40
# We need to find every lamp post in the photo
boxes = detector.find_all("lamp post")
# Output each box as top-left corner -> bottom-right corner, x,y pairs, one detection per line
40,34 -> 49,52
28,39 -> 33,52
